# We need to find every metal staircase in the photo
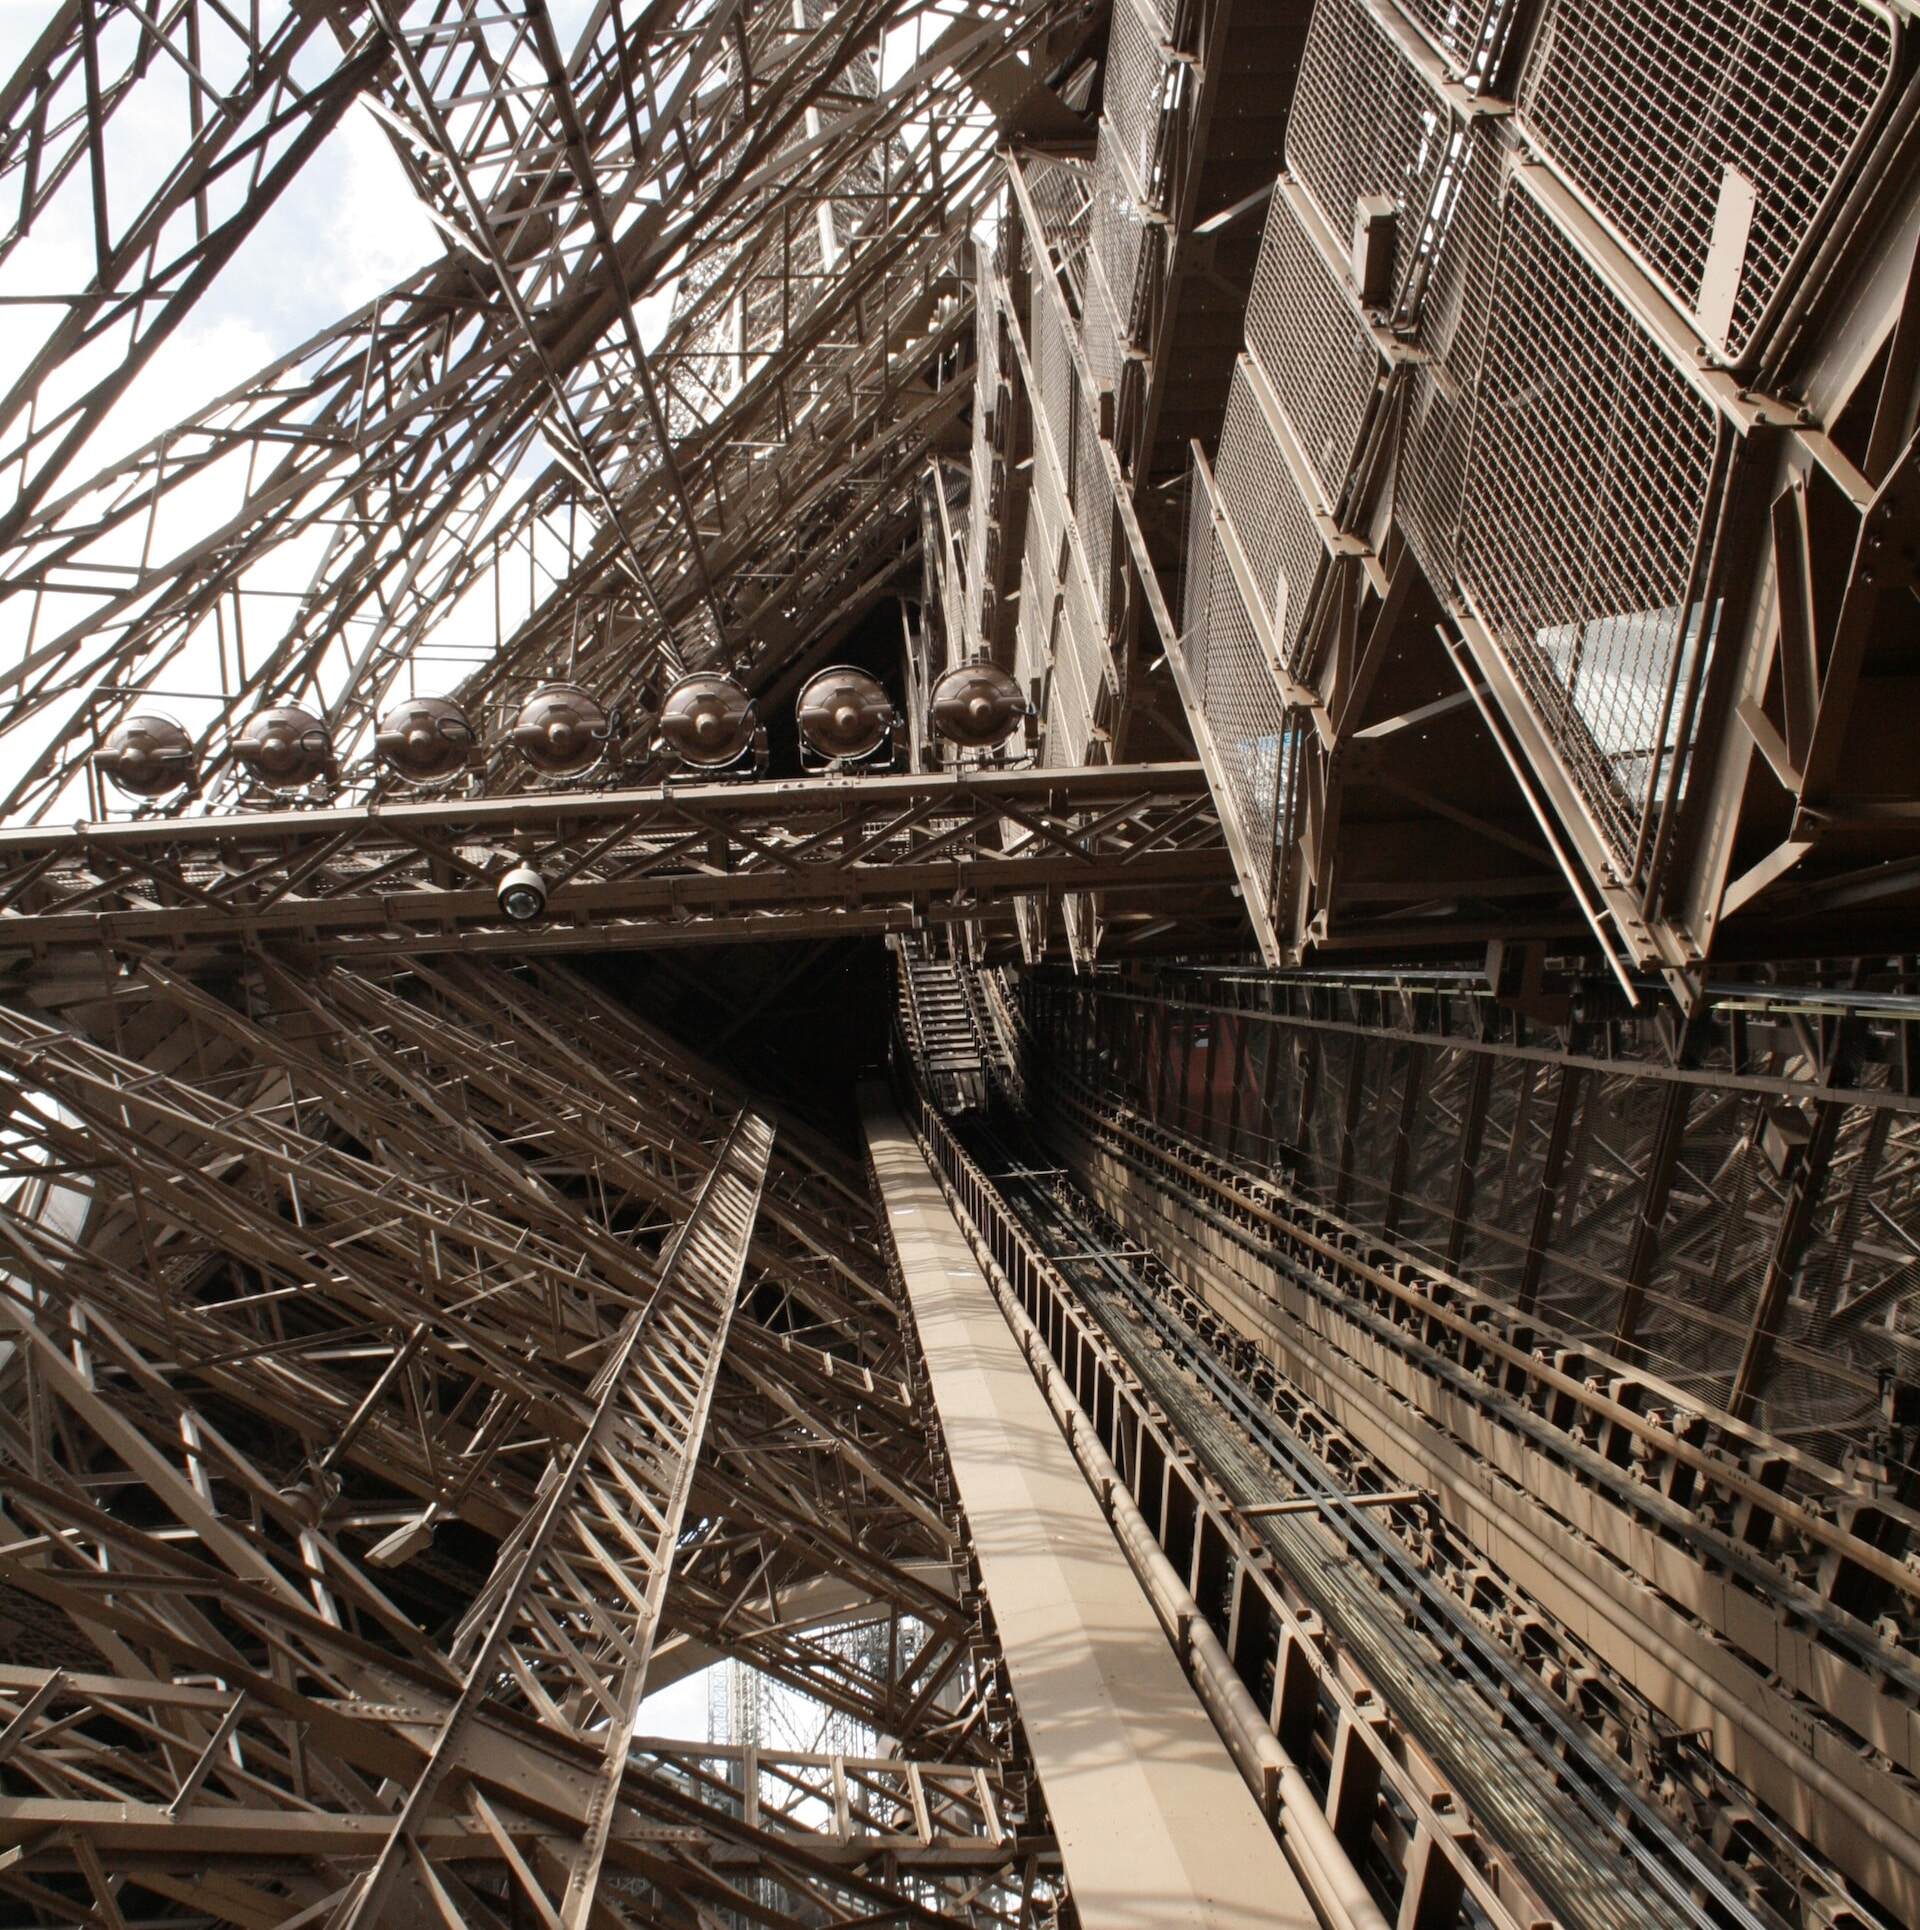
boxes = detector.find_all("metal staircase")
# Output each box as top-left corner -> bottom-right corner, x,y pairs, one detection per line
896,947 -> 990,1115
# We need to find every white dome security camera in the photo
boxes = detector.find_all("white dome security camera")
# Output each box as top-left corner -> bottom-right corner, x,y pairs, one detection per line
496,863 -> 549,925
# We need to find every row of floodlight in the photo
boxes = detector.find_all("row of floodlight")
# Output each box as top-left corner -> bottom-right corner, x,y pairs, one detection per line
93,663 -> 1030,800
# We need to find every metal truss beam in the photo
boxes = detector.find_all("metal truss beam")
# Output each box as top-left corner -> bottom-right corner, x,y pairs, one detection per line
0,764 -> 1233,988
334,1106 -> 774,1928
0,1 -> 1081,823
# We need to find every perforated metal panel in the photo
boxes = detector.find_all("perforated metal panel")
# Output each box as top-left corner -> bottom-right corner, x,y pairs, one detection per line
1213,366 -> 1323,678
1458,183 -> 1723,877
1287,0 -> 1458,305
1244,191 -> 1384,511
1516,0 -> 1899,362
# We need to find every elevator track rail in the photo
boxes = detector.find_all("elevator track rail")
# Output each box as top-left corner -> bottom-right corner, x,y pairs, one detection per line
958,1117 -> 1773,1930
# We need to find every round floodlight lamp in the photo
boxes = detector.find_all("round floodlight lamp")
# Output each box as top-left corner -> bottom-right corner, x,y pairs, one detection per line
96,712 -> 197,799
510,682 -> 611,778
375,696 -> 475,785
234,704 -> 333,792
796,665 -> 894,761
657,671 -> 758,768
928,661 -> 1025,750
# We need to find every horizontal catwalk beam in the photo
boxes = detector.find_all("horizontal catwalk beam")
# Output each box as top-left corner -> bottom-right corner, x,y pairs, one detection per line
0,764 -> 1232,985
863,1096 -> 1313,1930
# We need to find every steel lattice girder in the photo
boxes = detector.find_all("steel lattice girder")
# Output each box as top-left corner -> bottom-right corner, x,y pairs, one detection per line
0,763 -> 1234,987
0,957 -> 1062,1925
0,1 -> 1090,824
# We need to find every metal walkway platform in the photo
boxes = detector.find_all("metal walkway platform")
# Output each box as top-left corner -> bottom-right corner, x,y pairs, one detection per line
863,1098 -> 1314,1930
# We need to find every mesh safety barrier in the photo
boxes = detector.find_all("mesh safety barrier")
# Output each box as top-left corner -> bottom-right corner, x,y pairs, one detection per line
1287,0 -> 1459,307
1457,183 -> 1723,879
1516,0 -> 1899,361
1213,366 -> 1323,679
1180,469 -> 1298,945
1245,191 -> 1384,511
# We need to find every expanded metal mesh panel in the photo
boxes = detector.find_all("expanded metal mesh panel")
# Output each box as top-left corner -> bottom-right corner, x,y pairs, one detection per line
1458,185 -> 1722,875
1213,367 -> 1322,678
1181,469 -> 1294,937
1397,130 -> 1503,593
1287,0 -> 1457,303
1245,192 -> 1383,510
1516,0 -> 1899,361
1105,0 -> 1171,198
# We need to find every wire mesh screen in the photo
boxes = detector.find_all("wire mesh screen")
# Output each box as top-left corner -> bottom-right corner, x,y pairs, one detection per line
1031,285 -> 1077,472
1090,146 -> 1149,366
1396,129 -> 1504,594
1181,465 -> 1296,945
1073,391 -> 1113,628
1214,365 -> 1323,678
1048,594 -> 1097,766
1515,0 -> 1900,363
1399,0 -> 1514,76
1084,264 -> 1121,398
1024,154 -> 1096,309
1245,191 -> 1384,511
1287,0 -> 1459,306
1458,182 -> 1723,881
963,264 -> 999,655
1105,0 -> 1172,198
1016,477 -> 1058,745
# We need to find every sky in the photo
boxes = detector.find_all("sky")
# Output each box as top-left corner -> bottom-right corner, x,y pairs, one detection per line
0,2 -> 444,476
